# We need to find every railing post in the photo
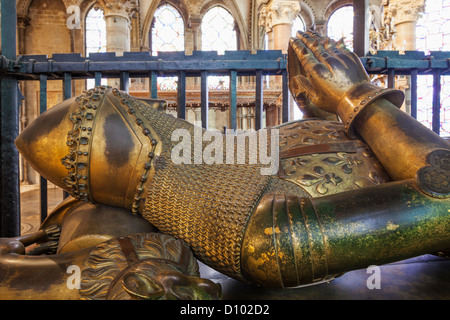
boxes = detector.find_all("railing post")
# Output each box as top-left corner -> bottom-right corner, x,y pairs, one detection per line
63,73 -> 72,100
387,69 -> 395,89
201,71 -> 209,129
39,74 -> 48,223
120,71 -> 130,93
150,71 -> 158,99
255,70 -> 263,131
410,69 -> 418,119
1,0 -> 20,237
177,70 -> 186,120
282,69 -> 289,123
432,69 -> 441,135
229,70 -> 237,130
95,72 -> 103,87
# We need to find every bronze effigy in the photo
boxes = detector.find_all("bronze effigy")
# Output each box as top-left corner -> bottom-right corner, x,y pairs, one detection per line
4,31 -> 450,297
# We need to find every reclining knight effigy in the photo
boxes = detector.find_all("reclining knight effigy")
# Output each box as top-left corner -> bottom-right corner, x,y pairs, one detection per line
1,31 -> 449,299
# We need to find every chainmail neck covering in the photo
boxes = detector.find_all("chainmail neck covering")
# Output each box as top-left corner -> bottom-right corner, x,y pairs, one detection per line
130,96 -> 276,281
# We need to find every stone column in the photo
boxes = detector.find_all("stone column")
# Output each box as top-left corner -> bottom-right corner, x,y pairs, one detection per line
259,0 -> 300,125
385,0 -> 425,114
17,16 -> 29,55
259,0 -> 300,53
387,0 -> 425,50
97,0 -> 138,87
186,17 -> 201,55
102,1 -> 137,54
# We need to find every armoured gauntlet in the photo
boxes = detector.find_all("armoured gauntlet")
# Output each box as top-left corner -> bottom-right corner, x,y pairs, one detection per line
288,31 -> 404,138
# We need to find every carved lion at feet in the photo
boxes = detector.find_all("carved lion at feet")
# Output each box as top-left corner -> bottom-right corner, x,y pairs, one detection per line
80,232 -> 222,300
0,231 -> 221,300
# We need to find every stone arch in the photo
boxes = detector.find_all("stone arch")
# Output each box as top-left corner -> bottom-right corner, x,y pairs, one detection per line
17,0 -> 33,16
17,0 -> 84,16
80,0 -> 100,18
299,1 -> 316,31
25,0 -> 71,55
301,0 -> 319,22
324,0 -> 353,42
324,0 -> 353,24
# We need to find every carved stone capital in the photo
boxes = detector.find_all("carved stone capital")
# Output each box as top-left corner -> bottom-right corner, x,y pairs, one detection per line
386,0 -> 425,25
96,0 -> 139,21
17,15 -> 30,30
188,16 -> 202,30
188,0 -> 204,16
259,0 -> 301,32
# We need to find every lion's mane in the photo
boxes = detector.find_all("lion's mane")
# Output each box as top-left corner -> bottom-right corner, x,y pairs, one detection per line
79,232 -> 199,300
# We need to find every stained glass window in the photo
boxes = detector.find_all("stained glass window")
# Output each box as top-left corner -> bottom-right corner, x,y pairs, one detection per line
202,6 -> 237,54
327,5 -> 354,51
151,4 -> 185,90
85,7 -> 107,88
416,0 -> 450,136
86,7 -> 106,55
151,4 -> 185,56
202,6 -> 237,89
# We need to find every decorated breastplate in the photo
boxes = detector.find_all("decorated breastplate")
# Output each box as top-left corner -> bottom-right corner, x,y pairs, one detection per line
276,119 -> 391,197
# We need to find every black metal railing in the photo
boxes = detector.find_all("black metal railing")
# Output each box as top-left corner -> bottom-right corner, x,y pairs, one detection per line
2,48 -> 449,236
361,50 -> 450,135
1,49 -> 291,235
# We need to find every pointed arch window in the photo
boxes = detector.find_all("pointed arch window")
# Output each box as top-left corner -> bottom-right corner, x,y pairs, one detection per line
86,7 -> 106,55
85,6 -> 107,88
151,3 -> 185,56
202,6 -> 237,89
202,6 -> 237,54
150,3 -> 185,91
327,5 -> 354,50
